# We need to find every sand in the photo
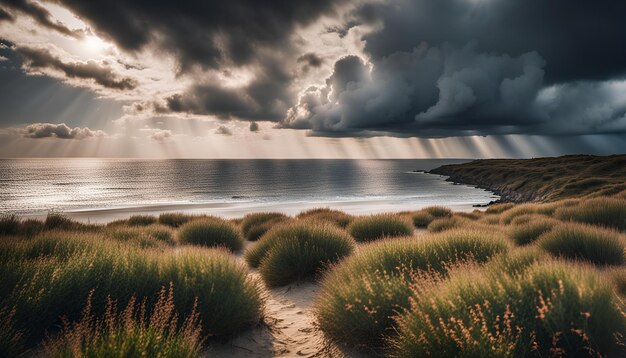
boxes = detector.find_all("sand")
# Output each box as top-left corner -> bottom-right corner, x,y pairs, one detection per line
207,242 -> 371,358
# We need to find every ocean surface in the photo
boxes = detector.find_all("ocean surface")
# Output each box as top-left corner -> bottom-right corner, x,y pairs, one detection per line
0,159 -> 498,222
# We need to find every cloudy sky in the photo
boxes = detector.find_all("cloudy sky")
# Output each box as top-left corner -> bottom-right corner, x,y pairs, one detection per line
0,0 -> 625,158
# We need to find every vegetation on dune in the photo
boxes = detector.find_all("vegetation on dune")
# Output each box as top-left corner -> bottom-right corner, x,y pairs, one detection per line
107,224 -> 176,247
422,206 -> 453,218
127,215 -> 158,226
0,235 -> 263,347
508,216 -> 559,245
157,213 -> 195,228
44,286 -> 203,358
392,262 -> 626,357
245,221 -> 355,286
315,229 -> 509,348
410,210 -> 434,228
178,217 -> 243,251
347,214 -> 414,242
555,197 -> 626,231
430,154 -> 626,202
296,208 -> 353,228
241,212 -> 289,241
538,223 -> 626,265
426,216 -> 469,233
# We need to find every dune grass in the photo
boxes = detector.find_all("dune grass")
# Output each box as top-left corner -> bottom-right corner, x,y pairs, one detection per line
537,223 -> 626,265
422,206 -> 453,218
410,211 -> 434,228
0,234 -> 263,347
296,208 -> 353,228
392,261 -> 626,357
0,214 -> 20,236
427,216 -> 469,233
555,197 -> 626,231
315,229 -> 510,348
241,212 -> 289,241
347,214 -> 413,242
508,216 -> 559,245
107,224 -> 175,247
127,215 -> 158,226
158,213 -> 200,228
245,221 -> 355,287
44,285 -> 203,358
178,218 -> 243,251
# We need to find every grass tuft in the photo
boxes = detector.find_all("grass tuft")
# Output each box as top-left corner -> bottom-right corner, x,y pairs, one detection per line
538,223 -> 626,265
296,208 -> 353,228
508,216 -> 559,245
241,212 -> 289,241
178,218 -> 243,251
315,229 -> 509,348
555,197 -> 626,231
127,215 -> 157,226
245,221 -> 355,287
44,285 -> 203,358
347,214 -> 413,242
392,261 -> 626,357
158,213 -> 199,228
422,206 -> 453,218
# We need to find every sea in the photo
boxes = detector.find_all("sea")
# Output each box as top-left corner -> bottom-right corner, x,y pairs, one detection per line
0,159 -> 498,222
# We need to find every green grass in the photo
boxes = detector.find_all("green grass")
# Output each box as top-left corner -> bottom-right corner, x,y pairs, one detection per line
392,261 -> 626,357
347,214 -> 413,242
245,221 -> 355,287
178,218 -> 243,251
43,285 -> 203,358
555,197 -> 626,231
241,212 -> 289,241
0,234 -> 263,347
538,223 -> 626,265
296,208 -> 353,228
422,206 -> 453,218
315,229 -> 510,348
410,211 -> 434,228
427,216 -> 468,233
107,224 -> 176,247
508,216 -> 559,245
158,213 -> 200,228
127,215 -> 158,226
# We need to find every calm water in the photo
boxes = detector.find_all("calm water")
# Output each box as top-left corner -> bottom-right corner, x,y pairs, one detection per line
0,159 -> 498,222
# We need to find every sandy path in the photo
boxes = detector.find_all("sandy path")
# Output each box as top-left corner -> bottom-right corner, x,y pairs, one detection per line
208,279 -> 353,357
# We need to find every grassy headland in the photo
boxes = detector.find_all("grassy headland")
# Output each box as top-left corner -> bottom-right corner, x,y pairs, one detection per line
429,154 -> 626,202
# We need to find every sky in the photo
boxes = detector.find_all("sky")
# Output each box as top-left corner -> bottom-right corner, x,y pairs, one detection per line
0,0 -> 625,158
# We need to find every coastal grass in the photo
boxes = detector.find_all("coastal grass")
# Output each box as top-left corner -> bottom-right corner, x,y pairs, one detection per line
347,214 -> 413,242
427,216 -> 470,233
391,261 -> 626,357
107,224 -> 176,247
178,218 -> 243,251
127,215 -> 157,226
537,223 -> 626,265
241,212 -> 289,241
44,286 -> 203,358
315,229 -> 510,348
296,208 -> 353,228
555,197 -> 626,231
422,206 -> 453,218
245,221 -> 355,286
158,213 -> 203,228
410,211 -> 434,228
508,216 -> 559,245
0,234 -> 263,347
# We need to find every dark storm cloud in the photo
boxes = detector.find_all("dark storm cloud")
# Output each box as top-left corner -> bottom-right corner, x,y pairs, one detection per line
354,0 -> 626,84
1,0 -> 81,37
52,0 -> 347,71
18,122 -> 105,139
284,0 -> 626,137
16,46 -> 138,90
164,56 -> 293,121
